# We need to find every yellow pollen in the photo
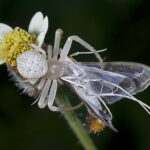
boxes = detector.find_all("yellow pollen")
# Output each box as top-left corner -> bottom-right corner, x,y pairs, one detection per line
0,27 -> 36,66
90,118 -> 106,134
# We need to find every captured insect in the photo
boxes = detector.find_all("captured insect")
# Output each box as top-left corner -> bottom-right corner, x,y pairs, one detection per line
0,12 -> 150,133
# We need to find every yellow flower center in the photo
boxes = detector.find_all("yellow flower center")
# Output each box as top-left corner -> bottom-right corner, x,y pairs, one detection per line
0,27 -> 36,66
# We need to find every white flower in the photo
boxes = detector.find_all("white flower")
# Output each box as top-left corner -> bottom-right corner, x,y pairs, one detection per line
0,12 -> 49,65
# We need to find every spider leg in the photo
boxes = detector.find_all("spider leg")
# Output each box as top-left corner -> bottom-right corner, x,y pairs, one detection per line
35,29 -> 62,108
31,78 -> 47,105
60,35 -> 104,69
38,79 -> 51,108
29,43 -> 47,58
37,78 -> 46,90
47,45 -> 52,59
70,48 -> 107,56
69,49 -> 107,64
53,29 -> 63,59
47,80 -> 83,111
54,102 -> 84,111
47,80 -> 58,111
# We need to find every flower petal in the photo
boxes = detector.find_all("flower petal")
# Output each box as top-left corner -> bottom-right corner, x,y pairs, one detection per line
36,32 -> 46,47
0,23 -> 13,42
28,12 -> 44,35
41,16 -> 49,34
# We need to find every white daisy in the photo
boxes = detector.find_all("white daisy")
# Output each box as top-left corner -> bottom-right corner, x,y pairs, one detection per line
0,12 -> 48,65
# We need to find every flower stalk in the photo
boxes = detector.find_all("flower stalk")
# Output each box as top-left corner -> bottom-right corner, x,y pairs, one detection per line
56,89 -> 97,150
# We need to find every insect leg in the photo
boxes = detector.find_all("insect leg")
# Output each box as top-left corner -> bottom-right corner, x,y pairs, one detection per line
102,80 -> 150,115
53,29 -> 63,59
96,95 -> 113,120
60,35 -> 103,69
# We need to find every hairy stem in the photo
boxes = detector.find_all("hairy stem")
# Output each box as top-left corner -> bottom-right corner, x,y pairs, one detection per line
56,90 -> 97,150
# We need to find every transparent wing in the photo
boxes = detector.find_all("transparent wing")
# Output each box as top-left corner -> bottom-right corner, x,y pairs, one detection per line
71,84 -> 117,131
81,62 -> 150,104
62,61 -> 150,130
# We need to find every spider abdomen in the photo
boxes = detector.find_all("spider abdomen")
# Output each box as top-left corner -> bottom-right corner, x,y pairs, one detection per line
17,50 -> 48,79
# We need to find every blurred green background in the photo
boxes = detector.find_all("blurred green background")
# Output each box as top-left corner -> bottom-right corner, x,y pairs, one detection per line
0,0 -> 150,150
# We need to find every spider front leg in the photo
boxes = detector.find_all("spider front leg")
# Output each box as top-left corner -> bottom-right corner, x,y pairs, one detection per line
53,29 -> 63,59
70,48 -> 107,57
60,35 -> 103,69
69,48 -> 107,64
29,43 -> 47,58
47,45 -> 52,59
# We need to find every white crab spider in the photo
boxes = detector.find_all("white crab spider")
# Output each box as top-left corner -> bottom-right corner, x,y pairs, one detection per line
16,28 -> 150,114
16,29 -> 103,111
14,27 -> 150,131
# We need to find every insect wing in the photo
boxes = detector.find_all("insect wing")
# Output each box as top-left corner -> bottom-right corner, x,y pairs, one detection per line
63,61 -> 150,130
82,62 -> 150,104
71,84 -> 117,131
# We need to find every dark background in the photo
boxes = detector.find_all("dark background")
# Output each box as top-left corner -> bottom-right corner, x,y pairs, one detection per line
0,0 -> 150,150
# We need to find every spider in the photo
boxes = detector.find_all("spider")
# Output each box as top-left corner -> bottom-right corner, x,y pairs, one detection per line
15,27 -> 150,132
16,28 -> 103,112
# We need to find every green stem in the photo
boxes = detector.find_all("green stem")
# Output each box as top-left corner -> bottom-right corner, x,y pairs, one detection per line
56,90 -> 97,150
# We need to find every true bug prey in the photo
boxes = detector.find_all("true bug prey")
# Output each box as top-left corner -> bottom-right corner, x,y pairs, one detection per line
1,12 -> 150,133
